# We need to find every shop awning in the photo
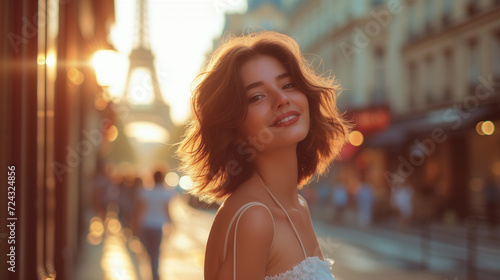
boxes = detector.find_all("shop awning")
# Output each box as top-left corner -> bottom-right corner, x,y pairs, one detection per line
364,121 -> 407,148
364,103 -> 498,148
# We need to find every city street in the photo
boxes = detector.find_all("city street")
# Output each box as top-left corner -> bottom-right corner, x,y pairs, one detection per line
5,1 -> 500,279
165,198 -> 443,280
75,196 -> 500,280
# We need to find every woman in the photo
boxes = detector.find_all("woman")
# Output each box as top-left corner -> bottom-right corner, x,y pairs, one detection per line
178,31 -> 351,280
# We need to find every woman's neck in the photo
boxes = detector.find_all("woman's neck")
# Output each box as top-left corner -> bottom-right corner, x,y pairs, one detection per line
254,146 -> 300,210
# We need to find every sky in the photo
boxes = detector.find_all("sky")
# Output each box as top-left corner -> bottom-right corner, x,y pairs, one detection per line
109,0 -> 247,125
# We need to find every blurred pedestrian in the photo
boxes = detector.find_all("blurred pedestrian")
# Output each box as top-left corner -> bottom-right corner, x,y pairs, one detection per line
357,173 -> 375,228
92,160 -> 112,219
484,174 -> 499,236
118,174 -> 137,229
331,179 -> 348,224
178,31 -> 352,279
138,170 -> 176,280
391,183 -> 413,231
130,177 -> 143,236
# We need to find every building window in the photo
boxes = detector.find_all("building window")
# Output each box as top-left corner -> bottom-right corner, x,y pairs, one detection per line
371,0 -> 384,7
443,49 -> 454,100
373,48 -> 386,104
442,0 -> 452,27
466,0 -> 479,16
493,32 -> 500,80
425,55 -> 435,104
425,0 -> 433,32
467,39 -> 480,92
408,2 -> 418,41
408,62 -> 417,108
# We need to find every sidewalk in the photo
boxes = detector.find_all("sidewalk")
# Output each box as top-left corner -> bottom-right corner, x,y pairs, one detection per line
74,198 -> 213,280
75,214 -> 149,280
159,197 -> 214,279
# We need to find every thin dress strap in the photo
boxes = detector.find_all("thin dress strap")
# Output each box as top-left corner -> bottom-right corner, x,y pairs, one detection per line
258,176 -> 308,260
222,202 -> 275,280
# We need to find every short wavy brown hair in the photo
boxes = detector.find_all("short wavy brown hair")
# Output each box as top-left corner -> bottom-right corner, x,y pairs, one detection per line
178,31 -> 351,203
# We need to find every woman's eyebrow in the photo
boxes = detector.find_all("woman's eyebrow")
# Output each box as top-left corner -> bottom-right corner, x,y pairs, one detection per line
245,72 -> 291,92
276,72 -> 291,81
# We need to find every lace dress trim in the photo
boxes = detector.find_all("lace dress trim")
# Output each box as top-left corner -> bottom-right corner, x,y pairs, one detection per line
265,256 -> 334,280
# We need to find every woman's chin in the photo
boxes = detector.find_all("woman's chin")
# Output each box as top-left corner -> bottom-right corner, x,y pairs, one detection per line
269,130 -> 309,149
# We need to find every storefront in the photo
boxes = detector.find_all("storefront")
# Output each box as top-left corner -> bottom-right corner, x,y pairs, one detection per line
1,1 -> 115,279
365,101 -> 500,222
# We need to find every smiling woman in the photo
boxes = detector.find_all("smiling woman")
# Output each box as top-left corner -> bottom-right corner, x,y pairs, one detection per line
178,31 -> 352,280
179,31 -> 351,203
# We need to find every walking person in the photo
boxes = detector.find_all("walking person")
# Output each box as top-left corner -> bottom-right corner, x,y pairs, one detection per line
357,172 -> 375,228
138,170 -> 176,280
484,173 -> 499,237
391,183 -> 413,231
331,179 -> 348,224
178,31 -> 351,279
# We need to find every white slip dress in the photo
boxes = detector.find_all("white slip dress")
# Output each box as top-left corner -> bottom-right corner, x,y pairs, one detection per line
222,183 -> 335,280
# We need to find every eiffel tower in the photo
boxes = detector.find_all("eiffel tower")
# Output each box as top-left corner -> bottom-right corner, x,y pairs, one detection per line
120,0 -> 174,138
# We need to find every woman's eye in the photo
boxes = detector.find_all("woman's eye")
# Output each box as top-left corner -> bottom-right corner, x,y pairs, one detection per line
282,83 -> 294,90
249,95 -> 263,103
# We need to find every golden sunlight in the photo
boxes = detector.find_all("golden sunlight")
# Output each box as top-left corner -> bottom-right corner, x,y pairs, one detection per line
124,121 -> 170,143
126,68 -> 155,104
110,0 -> 247,125
92,50 -> 128,98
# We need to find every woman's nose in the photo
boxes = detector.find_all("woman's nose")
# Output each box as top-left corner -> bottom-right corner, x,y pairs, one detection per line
273,88 -> 290,109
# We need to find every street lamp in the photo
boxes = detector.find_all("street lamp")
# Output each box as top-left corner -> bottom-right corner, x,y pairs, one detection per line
92,49 -> 125,101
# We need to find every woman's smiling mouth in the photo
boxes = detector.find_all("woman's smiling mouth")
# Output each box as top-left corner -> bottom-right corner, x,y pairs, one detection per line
271,111 -> 300,127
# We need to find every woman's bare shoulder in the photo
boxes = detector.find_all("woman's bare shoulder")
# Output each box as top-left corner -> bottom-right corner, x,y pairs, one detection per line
204,183 -> 275,280
213,183 -> 274,235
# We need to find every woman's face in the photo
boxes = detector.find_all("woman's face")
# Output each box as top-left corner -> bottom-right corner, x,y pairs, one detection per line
238,55 -> 310,153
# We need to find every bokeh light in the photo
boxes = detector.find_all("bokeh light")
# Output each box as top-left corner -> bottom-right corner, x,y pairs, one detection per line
481,121 -> 495,135
90,218 -> 104,237
37,55 -> 45,65
106,125 -> 119,142
94,96 -> 108,110
46,52 -> 56,67
107,218 -> 122,234
349,130 -> 364,146
475,121 -> 485,135
165,172 -> 179,187
179,175 -> 193,191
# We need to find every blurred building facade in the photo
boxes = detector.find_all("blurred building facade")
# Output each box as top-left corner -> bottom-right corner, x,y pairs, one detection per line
1,0 -> 116,279
223,0 -> 288,35
222,0 -> 500,222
